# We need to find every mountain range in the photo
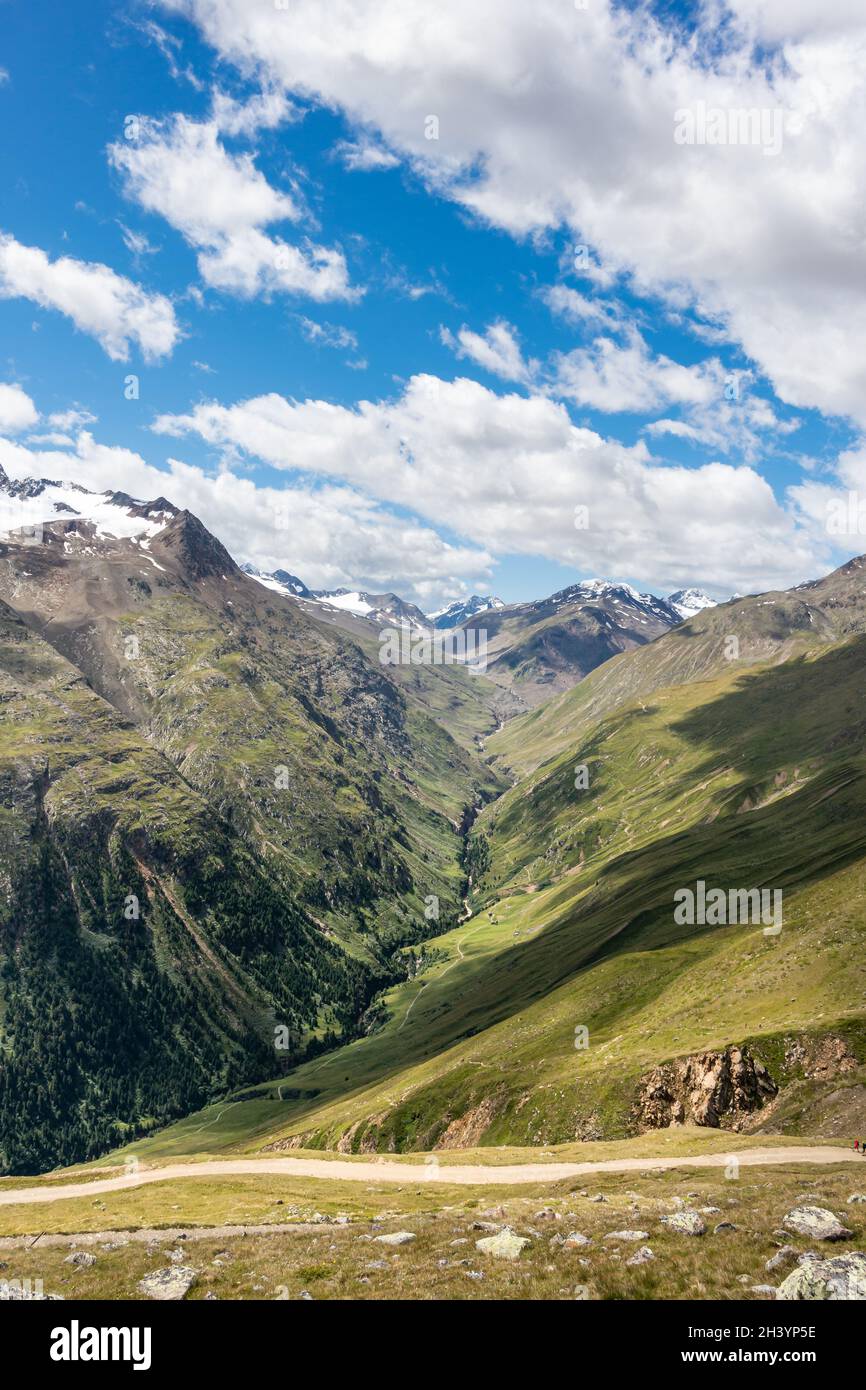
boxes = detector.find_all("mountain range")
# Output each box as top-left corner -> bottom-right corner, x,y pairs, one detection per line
0,461 -> 863,1176
242,561 -> 718,711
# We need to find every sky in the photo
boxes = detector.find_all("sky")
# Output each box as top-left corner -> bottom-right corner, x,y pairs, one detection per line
1,0 -> 866,610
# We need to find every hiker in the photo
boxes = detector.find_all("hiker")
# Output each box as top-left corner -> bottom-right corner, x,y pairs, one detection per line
857,1140 -> 861,1151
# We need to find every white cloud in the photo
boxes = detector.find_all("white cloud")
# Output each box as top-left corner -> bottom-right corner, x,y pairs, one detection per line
157,0 -> 866,427
643,378 -> 800,459
118,222 -> 158,259
0,232 -> 179,361
48,407 -> 97,431
153,373 -> 829,593
440,320 -> 533,385
109,113 -> 355,302
334,139 -> 399,172
210,85 -> 295,138
726,0 -> 866,42
298,317 -> 359,351
0,383 -> 38,434
541,284 -> 621,330
0,425 -> 491,608
550,331 -> 718,414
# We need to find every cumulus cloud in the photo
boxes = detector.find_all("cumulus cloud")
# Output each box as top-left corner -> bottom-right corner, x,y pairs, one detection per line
440,320 -> 533,385
153,373 -> 830,593
0,383 -> 38,434
0,232 -> 179,361
108,113 -> 355,302
0,423 -> 491,608
156,0 -> 866,426
550,331 -> 718,415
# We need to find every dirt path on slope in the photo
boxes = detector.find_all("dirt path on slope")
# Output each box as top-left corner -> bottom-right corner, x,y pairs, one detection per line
0,1147 -> 861,1208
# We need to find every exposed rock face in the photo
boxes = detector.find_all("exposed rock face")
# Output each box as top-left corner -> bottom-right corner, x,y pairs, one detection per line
783,1034 -> 857,1080
633,1046 -> 777,1130
776,1252 -> 866,1300
782,1207 -> 853,1241
436,1096 -> 503,1150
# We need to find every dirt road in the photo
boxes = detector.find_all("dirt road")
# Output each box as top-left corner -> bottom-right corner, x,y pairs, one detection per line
0,1146 -> 860,1207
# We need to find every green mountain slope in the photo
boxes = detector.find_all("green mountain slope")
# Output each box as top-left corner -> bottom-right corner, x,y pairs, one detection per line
489,555 -> 866,776
0,499 -> 503,1172
126,629 -> 866,1160
0,600 -> 376,1172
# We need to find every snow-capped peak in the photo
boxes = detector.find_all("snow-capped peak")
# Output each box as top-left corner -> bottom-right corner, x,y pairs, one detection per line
430,594 -> 504,629
241,564 -> 310,599
0,464 -> 177,544
666,588 -> 717,621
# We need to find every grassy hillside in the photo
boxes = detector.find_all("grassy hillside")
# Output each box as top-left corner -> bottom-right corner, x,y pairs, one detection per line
0,514 -> 504,1172
489,556 -> 866,777
111,633 -> 866,1160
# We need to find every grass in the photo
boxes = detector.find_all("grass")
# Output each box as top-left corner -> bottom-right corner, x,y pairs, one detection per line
102,636 -> 866,1159
1,1161 -> 863,1300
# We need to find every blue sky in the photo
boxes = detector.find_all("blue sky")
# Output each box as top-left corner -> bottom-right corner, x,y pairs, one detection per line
1,0 -> 864,610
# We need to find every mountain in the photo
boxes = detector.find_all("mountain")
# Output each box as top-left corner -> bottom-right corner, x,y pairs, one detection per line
454,579 -> 682,711
0,468 -> 503,1171
241,565 -> 431,633
430,595 -> 504,629
667,587 -> 717,621
241,563 -> 311,598
4,463 -> 865,1179
227,565 -> 721,716
491,553 -> 866,777
142,556 -> 866,1159
312,587 -> 431,632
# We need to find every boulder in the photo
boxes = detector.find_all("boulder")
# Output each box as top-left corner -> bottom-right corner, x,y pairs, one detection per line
64,1252 -> 96,1268
0,1281 -> 62,1301
776,1252 -> 866,1300
766,1246 -> 797,1273
373,1231 -> 416,1246
604,1230 -> 650,1242
661,1211 -> 706,1236
475,1228 -> 530,1260
138,1267 -> 197,1301
626,1246 -> 655,1267
782,1206 -> 852,1241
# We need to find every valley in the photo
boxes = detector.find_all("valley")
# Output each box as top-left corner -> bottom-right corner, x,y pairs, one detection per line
0,470 -> 864,1304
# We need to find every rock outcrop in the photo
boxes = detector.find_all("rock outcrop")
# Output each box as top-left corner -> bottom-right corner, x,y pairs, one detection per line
633,1046 -> 777,1130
